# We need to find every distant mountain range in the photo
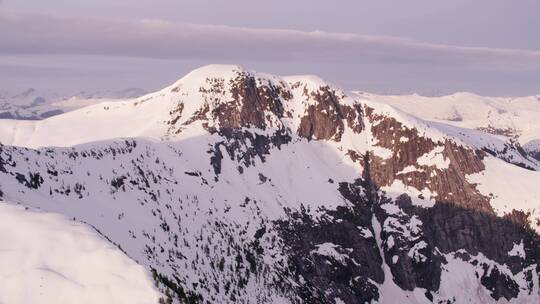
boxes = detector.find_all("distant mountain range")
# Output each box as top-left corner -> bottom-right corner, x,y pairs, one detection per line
0,87 -> 148,120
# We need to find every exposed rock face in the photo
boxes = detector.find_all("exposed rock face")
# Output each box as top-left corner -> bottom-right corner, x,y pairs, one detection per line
209,128 -> 292,177
374,194 -> 445,292
167,70 -> 296,179
273,156 -> 540,303
477,125 -> 521,139
275,178 -> 384,304
530,151 -> 540,161
412,198 -> 538,301
363,106 -> 492,213
214,73 -> 289,130
296,87 -> 348,141
296,85 -> 364,141
170,72 -> 291,134
524,141 -> 540,162
206,74 -> 294,175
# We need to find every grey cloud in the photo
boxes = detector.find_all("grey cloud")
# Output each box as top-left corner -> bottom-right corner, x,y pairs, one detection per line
1,11 -> 540,71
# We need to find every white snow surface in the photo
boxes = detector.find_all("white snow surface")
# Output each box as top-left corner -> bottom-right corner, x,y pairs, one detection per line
436,251 -> 539,304
508,241 -> 526,259
416,146 -> 450,169
0,202 -> 160,304
468,156 -> 540,230
311,243 -> 349,265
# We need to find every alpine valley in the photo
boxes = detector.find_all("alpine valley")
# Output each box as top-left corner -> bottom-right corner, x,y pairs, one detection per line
0,65 -> 539,304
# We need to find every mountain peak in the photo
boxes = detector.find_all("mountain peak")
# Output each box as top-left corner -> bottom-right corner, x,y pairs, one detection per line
283,74 -> 327,88
171,64 -> 246,87
162,64 -> 289,134
13,88 -> 37,99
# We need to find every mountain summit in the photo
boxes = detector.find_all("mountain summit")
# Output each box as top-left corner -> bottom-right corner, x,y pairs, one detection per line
0,65 -> 539,303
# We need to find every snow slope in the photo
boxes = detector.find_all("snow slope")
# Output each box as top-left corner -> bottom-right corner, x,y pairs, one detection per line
0,202 -> 160,304
0,95 -> 170,148
468,157 -> 540,220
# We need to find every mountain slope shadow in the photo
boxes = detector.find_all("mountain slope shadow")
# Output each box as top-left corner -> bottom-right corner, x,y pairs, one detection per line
0,132 -> 539,303
273,154 -> 540,304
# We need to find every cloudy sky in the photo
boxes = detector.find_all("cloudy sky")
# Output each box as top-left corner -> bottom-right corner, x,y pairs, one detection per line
1,0 -> 540,96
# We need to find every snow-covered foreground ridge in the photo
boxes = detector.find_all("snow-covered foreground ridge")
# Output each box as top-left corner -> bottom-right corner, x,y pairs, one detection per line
0,203 -> 160,304
0,65 -> 539,303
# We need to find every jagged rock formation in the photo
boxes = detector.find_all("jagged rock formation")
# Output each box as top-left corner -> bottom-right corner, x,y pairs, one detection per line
363,106 -> 492,213
0,65 -> 539,303
524,140 -> 540,162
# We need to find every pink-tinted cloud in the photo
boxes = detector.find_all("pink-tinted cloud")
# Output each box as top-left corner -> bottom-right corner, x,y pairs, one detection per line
1,11 -> 540,71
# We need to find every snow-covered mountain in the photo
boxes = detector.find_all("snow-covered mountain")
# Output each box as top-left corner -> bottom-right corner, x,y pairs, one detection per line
0,65 -> 539,303
355,91 -> 540,162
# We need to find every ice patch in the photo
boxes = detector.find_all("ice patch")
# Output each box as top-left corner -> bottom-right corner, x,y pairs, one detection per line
508,240 -> 525,259
397,165 -> 421,175
357,226 -> 373,238
416,146 -> 450,169
311,243 -> 349,265
372,145 -> 394,159
408,241 -> 428,262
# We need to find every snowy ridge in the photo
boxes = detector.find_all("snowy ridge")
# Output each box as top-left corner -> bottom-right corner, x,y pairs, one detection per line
0,87 -> 147,121
0,202 -> 160,304
355,91 -> 540,146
